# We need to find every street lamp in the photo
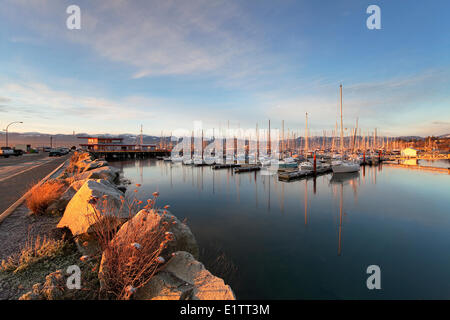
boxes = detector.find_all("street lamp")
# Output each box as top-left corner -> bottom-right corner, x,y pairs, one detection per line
3,121 -> 23,147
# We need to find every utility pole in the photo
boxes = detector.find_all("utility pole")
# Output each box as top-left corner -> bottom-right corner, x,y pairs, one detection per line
4,121 -> 23,147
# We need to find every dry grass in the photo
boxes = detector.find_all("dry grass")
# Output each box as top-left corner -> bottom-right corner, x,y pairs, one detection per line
65,151 -> 88,178
0,235 -> 67,274
69,151 -> 89,166
26,180 -> 66,215
88,190 -> 171,299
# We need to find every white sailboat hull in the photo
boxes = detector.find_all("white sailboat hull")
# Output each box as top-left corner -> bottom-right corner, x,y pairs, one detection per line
332,162 -> 360,173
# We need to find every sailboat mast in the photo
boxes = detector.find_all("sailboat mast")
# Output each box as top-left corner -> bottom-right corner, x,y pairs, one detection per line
140,124 -> 143,148
340,84 -> 344,154
268,119 -> 271,155
282,120 -> 285,156
305,112 -> 309,154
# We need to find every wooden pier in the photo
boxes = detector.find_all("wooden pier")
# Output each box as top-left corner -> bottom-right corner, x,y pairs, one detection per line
91,150 -> 170,161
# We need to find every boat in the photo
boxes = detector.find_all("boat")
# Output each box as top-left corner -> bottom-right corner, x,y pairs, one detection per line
299,161 -> 313,171
204,156 -> 216,165
331,160 -> 360,173
278,157 -> 298,168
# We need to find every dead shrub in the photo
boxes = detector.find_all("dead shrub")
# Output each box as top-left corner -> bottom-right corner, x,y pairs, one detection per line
26,180 -> 66,215
87,188 -> 172,299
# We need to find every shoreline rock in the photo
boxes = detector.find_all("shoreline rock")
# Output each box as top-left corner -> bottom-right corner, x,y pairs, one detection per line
134,251 -> 235,300
43,151 -> 234,300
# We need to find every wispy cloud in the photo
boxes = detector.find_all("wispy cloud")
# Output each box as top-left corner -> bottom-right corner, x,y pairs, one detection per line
3,0 -> 268,80
0,81 -> 157,120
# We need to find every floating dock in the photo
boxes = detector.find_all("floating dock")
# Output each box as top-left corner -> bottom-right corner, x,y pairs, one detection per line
91,150 -> 170,160
278,167 -> 332,181
233,165 -> 261,173
212,164 -> 241,170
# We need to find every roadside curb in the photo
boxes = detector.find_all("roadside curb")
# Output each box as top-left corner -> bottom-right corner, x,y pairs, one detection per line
0,158 -> 69,225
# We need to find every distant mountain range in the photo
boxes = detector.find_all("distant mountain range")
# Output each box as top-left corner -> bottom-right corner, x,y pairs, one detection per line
0,132 -> 448,148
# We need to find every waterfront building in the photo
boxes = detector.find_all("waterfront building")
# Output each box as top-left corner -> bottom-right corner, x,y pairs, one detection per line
78,136 -> 158,151
401,147 -> 418,158
78,136 -> 134,151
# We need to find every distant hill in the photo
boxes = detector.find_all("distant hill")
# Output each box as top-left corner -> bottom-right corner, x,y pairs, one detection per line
0,132 -> 165,148
396,136 -> 425,141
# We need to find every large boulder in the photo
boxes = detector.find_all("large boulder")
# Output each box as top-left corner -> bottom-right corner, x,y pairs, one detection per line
134,251 -> 235,300
81,159 -> 109,172
114,209 -> 199,259
57,179 -> 127,237
70,166 -> 120,184
71,158 -> 109,173
45,180 -> 87,215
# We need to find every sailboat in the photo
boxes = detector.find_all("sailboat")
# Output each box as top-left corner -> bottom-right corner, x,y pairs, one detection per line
332,84 -> 360,174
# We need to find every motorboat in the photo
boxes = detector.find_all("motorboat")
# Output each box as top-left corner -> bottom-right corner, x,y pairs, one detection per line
331,160 -> 360,173
298,161 -> 314,171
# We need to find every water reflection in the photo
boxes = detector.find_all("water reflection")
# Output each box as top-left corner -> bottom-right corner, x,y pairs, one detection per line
109,159 -> 450,299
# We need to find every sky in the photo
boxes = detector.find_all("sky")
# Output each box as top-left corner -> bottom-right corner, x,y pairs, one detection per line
0,0 -> 449,137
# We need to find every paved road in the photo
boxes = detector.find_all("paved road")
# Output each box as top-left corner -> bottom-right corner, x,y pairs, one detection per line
0,153 -> 69,214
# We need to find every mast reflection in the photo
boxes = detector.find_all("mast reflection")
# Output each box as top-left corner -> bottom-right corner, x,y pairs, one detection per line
330,172 -> 360,256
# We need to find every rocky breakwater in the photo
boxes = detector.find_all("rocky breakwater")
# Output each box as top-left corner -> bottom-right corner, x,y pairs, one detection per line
23,152 -> 235,300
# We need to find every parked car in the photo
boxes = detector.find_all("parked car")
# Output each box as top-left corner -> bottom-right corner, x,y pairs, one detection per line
0,147 -> 14,158
49,148 -> 63,157
60,147 -> 70,155
13,149 -> 24,156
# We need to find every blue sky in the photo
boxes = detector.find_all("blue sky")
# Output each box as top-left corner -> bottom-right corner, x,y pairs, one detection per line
0,0 -> 449,136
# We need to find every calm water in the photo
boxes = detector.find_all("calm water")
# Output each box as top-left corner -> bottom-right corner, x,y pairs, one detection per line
110,160 -> 450,299
418,159 -> 450,168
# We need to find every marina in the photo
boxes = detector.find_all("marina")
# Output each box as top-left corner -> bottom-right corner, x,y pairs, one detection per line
109,158 -> 450,299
